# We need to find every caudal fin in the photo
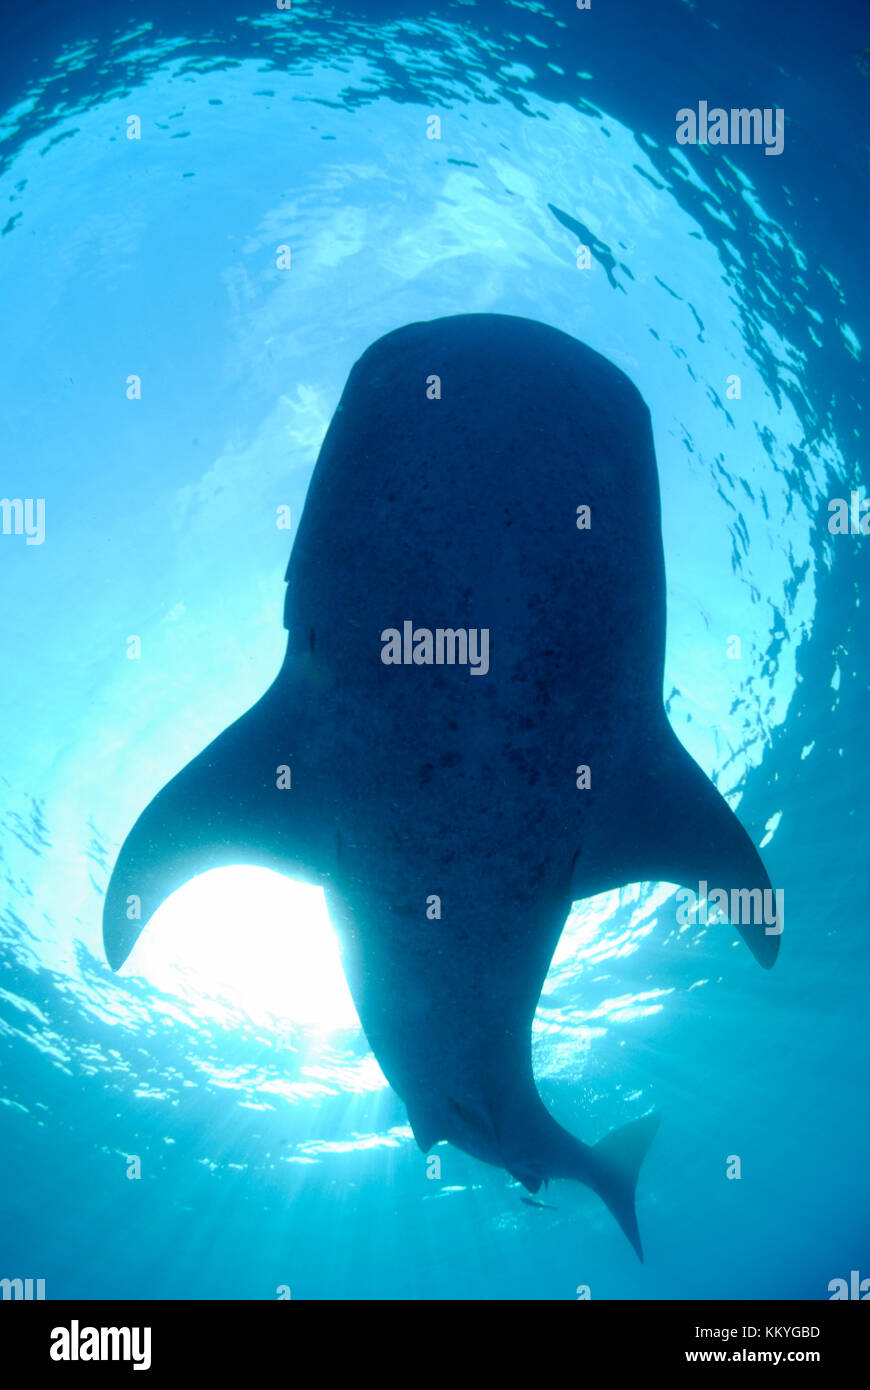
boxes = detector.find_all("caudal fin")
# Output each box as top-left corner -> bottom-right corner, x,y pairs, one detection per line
587,1111 -> 661,1262
503,1099 -> 659,1261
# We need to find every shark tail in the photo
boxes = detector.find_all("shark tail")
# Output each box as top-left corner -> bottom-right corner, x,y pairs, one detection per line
585,1111 -> 661,1262
506,1103 -> 660,1261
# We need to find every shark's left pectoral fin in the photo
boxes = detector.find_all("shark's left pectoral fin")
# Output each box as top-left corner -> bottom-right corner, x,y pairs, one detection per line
573,729 -> 781,969
103,686 -> 327,970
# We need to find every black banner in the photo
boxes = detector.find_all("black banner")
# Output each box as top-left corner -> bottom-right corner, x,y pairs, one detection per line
1,1299 -> 866,1374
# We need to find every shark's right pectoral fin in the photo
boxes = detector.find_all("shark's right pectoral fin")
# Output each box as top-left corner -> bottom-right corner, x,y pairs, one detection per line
103,687 -> 327,971
572,729 -> 781,970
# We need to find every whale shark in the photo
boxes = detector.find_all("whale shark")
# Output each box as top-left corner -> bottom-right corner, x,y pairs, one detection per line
103,313 -> 779,1260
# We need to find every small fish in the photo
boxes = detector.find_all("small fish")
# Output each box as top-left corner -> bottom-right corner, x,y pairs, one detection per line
521,1197 -> 558,1211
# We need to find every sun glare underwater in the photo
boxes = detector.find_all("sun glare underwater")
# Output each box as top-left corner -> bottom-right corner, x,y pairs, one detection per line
0,0 -> 868,1300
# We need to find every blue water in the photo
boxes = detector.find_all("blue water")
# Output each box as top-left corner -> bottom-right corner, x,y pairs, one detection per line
1,0 -> 868,1300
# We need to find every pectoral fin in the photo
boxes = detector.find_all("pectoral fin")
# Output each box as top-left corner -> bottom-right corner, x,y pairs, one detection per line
103,684 -> 327,970
571,729 -> 781,969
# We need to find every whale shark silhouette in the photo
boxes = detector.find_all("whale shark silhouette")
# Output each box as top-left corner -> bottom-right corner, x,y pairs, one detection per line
103,313 -> 779,1260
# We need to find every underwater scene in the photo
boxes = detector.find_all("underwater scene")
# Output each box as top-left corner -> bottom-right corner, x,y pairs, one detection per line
0,0 -> 868,1308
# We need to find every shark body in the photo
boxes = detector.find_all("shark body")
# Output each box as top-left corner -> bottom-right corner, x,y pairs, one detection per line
104,314 -> 779,1259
